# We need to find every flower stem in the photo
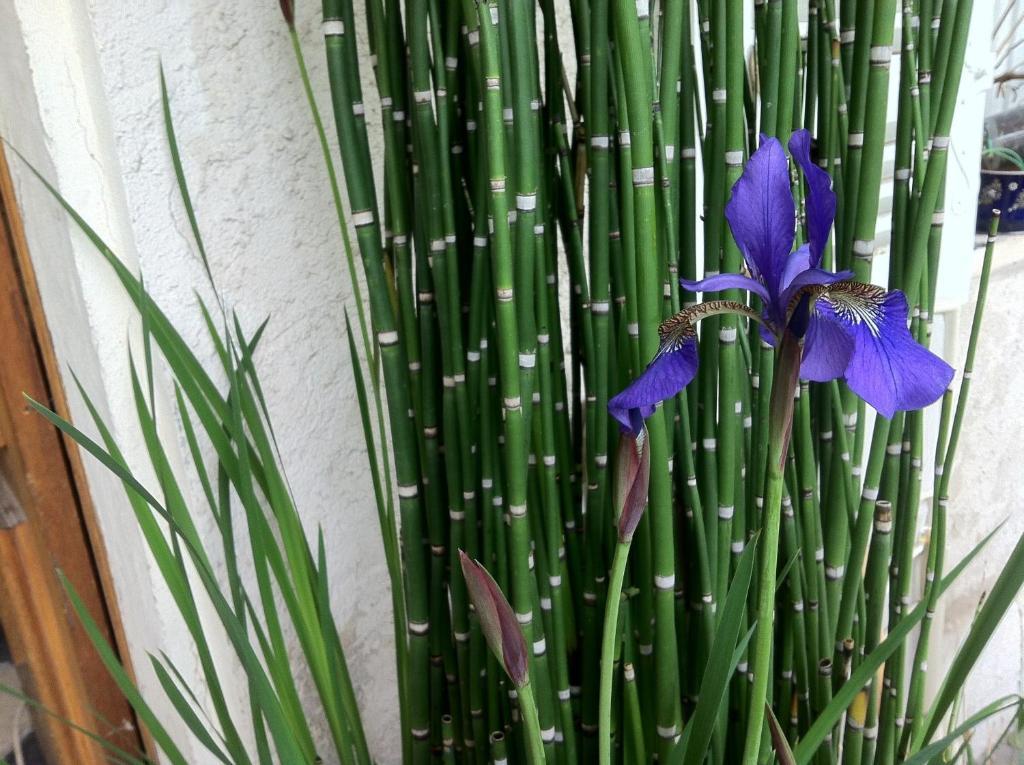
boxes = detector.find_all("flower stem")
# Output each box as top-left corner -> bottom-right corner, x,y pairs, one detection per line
517,679 -> 546,765
599,539 -> 631,765
741,333 -> 801,765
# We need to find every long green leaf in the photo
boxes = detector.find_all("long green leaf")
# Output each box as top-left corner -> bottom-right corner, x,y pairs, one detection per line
148,656 -> 232,765
59,572 -> 190,765
159,63 -> 215,290
905,696 -> 1020,765
794,519 -> 1006,762
678,532 -> 760,765
918,525 -> 1024,747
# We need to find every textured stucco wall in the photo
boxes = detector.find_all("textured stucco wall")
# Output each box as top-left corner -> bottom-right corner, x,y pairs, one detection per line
1,0 -> 1021,763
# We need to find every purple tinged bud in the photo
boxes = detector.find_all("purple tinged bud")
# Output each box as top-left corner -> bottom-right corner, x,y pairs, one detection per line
459,550 -> 529,687
615,426 -> 650,543
279,0 -> 295,27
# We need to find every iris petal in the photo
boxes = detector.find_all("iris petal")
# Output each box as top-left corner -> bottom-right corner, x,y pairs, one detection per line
789,129 -> 836,269
812,285 -> 954,418
800,299 -> 854,381
780,244 -> 814,294
724,135 -> 795,297
609,339 -> 700,433
681,273 -> 770,302
779,267 -> 856,318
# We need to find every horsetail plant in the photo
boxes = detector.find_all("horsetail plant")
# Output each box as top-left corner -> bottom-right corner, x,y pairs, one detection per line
11,0 -> 1024,764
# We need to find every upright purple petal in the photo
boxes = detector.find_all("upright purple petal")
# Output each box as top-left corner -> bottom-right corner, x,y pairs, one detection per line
725,136 -> 795,297
789,129 -> 836,268
681,272 -> 771,303
608,339 -> 699,432
814,285 -> 954,418
780,244 -> 814,294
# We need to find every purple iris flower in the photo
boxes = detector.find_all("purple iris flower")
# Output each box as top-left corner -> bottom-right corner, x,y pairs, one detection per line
609,129 -> 954,432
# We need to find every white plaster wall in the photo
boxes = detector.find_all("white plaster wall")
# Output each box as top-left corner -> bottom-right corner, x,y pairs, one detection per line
2,0 -> 1022,763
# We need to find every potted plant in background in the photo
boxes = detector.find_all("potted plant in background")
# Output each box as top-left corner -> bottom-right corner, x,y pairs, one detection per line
979,108 -> 1024,232
978,5 -> 1024,232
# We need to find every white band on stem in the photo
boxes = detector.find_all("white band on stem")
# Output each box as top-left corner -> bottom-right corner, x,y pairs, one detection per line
516,193 -> 536,211
724,150 -> 744,166
632,166 -> 655,187
322,19 -> 345,36
408,620 -> 429,635
853,239 -> 874,257
870,45 -> 892,64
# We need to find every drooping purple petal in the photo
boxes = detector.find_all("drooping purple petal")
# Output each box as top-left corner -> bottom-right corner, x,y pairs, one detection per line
813,285 -> 954,418
800,298 -> 855,381
681,272 -> 771,303
608,339 -> 699,433
725,136 -> 795,297
789,129 -> 836,269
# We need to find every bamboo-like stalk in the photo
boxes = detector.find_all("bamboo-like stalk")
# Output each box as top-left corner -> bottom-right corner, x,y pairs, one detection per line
321,3 -> 432,758
904,212 -> 1001,751
610,2 -> 681,756
234,1 -> 1015,762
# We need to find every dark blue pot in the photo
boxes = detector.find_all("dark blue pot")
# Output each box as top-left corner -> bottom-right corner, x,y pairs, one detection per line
978,168 -> 1024,232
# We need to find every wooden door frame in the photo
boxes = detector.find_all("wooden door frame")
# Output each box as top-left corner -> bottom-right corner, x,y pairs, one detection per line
0,144 -> 146,762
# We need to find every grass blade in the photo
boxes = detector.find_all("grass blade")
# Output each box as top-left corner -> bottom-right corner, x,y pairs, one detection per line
917,525 -> 1024,748
678,532 -> 760,765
